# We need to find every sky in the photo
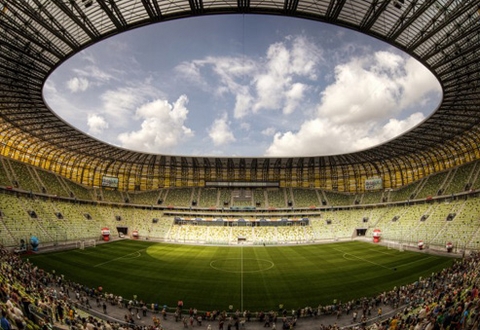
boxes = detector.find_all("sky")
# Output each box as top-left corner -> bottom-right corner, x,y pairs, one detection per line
43,14 -> 442,158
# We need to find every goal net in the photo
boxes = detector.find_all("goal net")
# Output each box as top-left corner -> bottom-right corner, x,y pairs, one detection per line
387,241 -> 404,252
76,239 -> 96,250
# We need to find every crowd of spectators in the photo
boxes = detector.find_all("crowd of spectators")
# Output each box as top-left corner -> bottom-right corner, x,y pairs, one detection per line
2,243 -> 480,330
361,252 -> 480,330
0,245 -> 133,330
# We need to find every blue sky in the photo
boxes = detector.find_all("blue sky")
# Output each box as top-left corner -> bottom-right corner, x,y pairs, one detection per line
44,14 -> 441,157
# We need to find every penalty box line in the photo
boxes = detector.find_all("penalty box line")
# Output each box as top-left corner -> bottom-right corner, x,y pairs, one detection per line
334,248 -> 436,270
94,249 -> 145,268
333,247 -> 392,270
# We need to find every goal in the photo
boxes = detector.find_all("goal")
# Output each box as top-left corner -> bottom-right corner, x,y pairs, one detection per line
76,239 -> 97,250
387,241 -> 404,252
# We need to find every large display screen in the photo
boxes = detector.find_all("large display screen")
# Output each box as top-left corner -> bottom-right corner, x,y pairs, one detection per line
102,175 -> 119,188
205,181 -> 279,188
365,177 -> 382,191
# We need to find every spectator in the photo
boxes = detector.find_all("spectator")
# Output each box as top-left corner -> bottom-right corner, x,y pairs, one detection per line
1,310 -> 11,330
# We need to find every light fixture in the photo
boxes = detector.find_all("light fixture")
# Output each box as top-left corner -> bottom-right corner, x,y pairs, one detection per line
393,0 -> 404,9
82,0 -> 93,8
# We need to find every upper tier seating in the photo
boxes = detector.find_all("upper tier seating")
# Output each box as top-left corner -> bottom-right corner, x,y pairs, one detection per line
266,188 -> 287,208
292,188 -> 320,207
164,188 -> 193,207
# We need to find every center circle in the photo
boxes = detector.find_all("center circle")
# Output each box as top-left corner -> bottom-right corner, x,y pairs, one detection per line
210,258 -> 274,273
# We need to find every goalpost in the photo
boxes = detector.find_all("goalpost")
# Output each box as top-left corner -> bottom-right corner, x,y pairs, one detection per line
76,239 -> 97,250
387,241 -> 404,252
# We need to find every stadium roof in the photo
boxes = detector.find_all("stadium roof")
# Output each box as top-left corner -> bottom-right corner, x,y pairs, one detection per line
0,0 -> 479,189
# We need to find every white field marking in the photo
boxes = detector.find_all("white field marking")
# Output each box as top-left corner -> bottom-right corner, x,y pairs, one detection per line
74,249 -> 96,255
209,258 -> 275,273
121,251 -> 142,259
333,247 -> 392,270
337,248 -> 437,270
241,246 -> 244,313
93,249 -> 145,268
396,256 -> 437,268
368,248 -> 398,256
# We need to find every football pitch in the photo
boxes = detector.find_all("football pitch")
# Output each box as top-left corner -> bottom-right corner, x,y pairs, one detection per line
26,240 -> 455,312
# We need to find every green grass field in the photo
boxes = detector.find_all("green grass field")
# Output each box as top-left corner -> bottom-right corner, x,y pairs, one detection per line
25,240 -> 455,312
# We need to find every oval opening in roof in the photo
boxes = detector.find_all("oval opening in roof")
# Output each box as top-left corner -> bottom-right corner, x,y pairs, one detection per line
44,14 -> 442,158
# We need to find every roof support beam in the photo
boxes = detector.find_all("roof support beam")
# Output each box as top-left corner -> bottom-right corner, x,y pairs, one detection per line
54,1 -> 100,39
359,0 -> 389,32
325,0 -> 347,21
96,0 -> 126,30
189,0 -> 204,14
284,0 -> 299,14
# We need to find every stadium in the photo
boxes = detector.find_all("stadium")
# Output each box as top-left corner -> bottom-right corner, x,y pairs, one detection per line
1,0 -> 480,329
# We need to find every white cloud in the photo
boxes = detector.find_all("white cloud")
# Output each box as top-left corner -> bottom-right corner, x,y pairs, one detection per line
240,122 -> 251,131
87,114 -> 109,134
350,112 -> 426,151
261,127 -> 276,136
99,83 -> 162,127
289,35 -> 321,79
69,48 -> 139,89
72,65 -> 115,83
47,21 -> 442,158
176,35 -> 323,119
67,77 -> 89,93
100,88 -> 143,126
264,112 -> 426,157
43,80 -> 91,125
234,88 -> 254,119
265,118 -> 338,157
79,50 -> 97,64
316,51 -> 440,126
175,61 -> 204,86
251,36 -> 321,114
208,114 -> 236,146
318,57 -> 400,125
284,83 -> 307,115
176,56 -> 257,98
264,50 -> 440,157
253,71 -> 283,111
117,95 -> 194,153
397,57 -> 442,109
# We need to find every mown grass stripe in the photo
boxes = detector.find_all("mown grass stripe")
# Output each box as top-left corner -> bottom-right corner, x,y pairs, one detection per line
25,240 -> 455,312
